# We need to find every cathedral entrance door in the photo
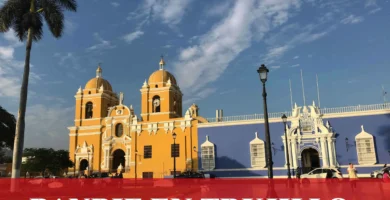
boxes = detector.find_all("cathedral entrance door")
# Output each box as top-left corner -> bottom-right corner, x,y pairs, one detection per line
79,159 -> 89,174
301,148 -> 320,174
112,149 -> 125,173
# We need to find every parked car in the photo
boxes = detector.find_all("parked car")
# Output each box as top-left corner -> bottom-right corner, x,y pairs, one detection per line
370,164 -> 389,178
300,167 -> 343,184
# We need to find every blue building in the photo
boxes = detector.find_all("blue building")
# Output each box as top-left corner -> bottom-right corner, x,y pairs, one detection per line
197,101 -> 390,178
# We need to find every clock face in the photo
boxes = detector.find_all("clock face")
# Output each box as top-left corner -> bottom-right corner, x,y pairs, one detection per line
153,99 -> 160,107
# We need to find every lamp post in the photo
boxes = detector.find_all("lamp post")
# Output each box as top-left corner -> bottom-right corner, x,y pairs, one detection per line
282,114 -> 291,179
257,64 -> 273,179
173,132 -> 177,178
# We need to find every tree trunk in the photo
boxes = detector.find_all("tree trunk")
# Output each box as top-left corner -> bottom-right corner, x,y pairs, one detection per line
10,27 -> 33,191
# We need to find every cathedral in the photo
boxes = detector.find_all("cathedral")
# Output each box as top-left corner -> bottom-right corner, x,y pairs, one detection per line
68,57 -> 207,178
69,57 -> 390,178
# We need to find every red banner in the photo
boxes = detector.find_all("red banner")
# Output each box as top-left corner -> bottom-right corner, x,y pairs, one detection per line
0,178 -> 388,200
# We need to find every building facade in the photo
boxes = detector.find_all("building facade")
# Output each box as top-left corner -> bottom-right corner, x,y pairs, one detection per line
197,102 -> 390,178
68,58 -> 207,178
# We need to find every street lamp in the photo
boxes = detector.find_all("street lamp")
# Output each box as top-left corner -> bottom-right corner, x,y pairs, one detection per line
282,114 -> 291,179
257,64 -> 273,179
173,132 -> 177,178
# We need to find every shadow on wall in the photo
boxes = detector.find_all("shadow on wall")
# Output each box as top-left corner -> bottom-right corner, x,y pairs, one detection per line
200,155 -> 266,177
376,114 -> 390,152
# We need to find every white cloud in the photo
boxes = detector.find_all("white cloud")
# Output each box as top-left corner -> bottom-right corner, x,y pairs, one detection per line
340,15 -> 364,24
264,45 -> 291,63
365,0 -> 377,7
163,44 -> 172,48
290,64 -> 300,67
158,31 -> 168,35
369,7 -> 381,14
173,0 -> 301,97
293,56 -> 299,59
205,1 -> 232,17
123,30 -> 144,44
0,46 -> 14,60
55,52 -> 81,70
24,104 -> 74,149
86,33 -> 116,51
271,66 -> 281,69
128,0 -> 193,28
111,2 -> 120,7
64,20 -> 77,35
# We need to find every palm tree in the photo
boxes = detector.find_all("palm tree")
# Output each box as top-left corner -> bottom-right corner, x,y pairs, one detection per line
0,105 -> 16,150
0,105 -> 15,163
0,0 -> 77,180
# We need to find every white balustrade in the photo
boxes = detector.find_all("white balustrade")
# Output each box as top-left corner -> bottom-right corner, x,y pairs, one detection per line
204,103 -> 390,124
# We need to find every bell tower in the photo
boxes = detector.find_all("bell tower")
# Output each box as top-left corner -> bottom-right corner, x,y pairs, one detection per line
74,65 -> 118,126
140,57 -> 183,122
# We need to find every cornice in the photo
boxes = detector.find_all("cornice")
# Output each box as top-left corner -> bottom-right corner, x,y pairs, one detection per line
198,109 -> 390,128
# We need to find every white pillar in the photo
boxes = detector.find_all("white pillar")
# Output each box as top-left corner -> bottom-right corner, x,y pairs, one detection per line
104,148 -> 109,169
320,137 -> 329,167
291,138 -> 298,168
331,139 -> 338,166
289,139 -> 295,169
282,138 -> 288,168
327,137 -> 335,167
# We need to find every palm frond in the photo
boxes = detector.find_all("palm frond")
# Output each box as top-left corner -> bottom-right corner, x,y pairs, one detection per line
55,0 -> 77,12
40,0 -> 64,38
0,0 -> 24,33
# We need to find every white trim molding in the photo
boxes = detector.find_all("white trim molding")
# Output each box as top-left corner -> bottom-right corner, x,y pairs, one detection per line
199,102 -> 390,127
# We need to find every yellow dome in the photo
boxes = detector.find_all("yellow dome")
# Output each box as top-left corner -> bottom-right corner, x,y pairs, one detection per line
84,65 -> 113,91
148,69 -> 177,85
85,77 -> 113,91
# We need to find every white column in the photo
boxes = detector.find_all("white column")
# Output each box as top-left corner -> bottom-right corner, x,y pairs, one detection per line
282,138 -> 288,168
320,137 -> 329,167
126,146 -> 131,171
331,139 -> 338,166
105,149 -> 109,169
289,139 -> 294,168
327,137 -> 335,167
291,138 -> 298,168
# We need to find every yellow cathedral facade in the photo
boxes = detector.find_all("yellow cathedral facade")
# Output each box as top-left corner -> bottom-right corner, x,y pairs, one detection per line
68,58 -> 207,178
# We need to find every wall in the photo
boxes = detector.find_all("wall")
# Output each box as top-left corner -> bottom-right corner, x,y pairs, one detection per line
198,112 -> 390,177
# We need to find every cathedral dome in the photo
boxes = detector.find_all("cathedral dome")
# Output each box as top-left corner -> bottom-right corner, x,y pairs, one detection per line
148,57 -> 177,85
84,66 -> 113,91
148,69 -> 177,85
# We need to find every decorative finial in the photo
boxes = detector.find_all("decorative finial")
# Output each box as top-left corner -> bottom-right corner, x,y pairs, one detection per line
77,86 -> 82,94
99,85 -> 104,92
130,104 -> 133,109
96,63 -> 102,78
294,102 -> 297,108
167,78 -> 171,85
361,125 -> 365,132
159,55 -> 165,70
119,92 -> 124,105
255,132 -> 258,138
143,79 -> 148,88
313,101 -> 316,106
206,135 -> 209,141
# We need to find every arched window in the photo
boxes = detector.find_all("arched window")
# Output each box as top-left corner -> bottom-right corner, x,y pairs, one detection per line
201,135 -> 215,170
152,96 -> 161,113
355,125 -> 377,165
85,102 -> 93,119
250,132 -> 266,168
115,123 -> 123,137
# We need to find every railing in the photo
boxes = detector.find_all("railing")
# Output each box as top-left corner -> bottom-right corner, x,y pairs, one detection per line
204,103 -> 390,124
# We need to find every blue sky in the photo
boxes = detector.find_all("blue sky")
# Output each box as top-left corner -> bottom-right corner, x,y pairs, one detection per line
0,0 -> 389,149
